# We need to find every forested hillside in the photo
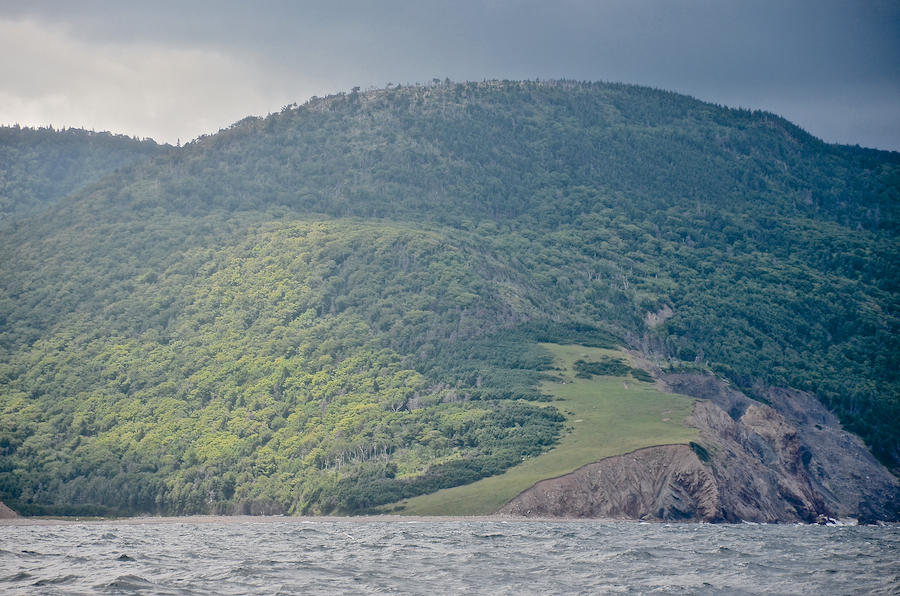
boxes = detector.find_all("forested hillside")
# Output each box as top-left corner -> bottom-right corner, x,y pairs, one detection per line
0,125 -> 167,225
0,80 -> 897,516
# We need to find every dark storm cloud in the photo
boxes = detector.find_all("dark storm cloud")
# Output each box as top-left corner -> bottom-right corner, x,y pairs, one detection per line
2,0 -> 898,149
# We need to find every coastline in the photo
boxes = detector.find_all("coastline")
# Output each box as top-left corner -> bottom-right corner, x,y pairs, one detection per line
0,514 -> 633,527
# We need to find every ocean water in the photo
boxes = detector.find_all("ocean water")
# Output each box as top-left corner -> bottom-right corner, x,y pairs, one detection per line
0,519 -> 897,595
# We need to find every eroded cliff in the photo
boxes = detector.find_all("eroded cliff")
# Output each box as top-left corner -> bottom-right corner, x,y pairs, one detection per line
499,375 -> 899,522
498,444 -> 722,521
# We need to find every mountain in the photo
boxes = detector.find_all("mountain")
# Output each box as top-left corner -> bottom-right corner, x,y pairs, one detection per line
0,125 -> 168,226
0,80 -> 897,519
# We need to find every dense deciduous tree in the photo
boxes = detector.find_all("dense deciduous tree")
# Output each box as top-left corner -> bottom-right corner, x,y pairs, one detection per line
0,80 -> 897,515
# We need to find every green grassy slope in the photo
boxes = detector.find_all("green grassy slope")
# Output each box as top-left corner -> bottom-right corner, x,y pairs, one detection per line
389,344 -> 697,516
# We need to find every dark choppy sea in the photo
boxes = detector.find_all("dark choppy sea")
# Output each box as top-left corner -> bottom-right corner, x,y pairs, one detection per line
1,519 -> 897,595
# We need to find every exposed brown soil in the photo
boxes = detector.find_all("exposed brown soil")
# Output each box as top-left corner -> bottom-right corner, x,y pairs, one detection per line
498,374 -> 899,523
669,374 -> 900,522
0,502 -> 20,519
498,444 -> 722,521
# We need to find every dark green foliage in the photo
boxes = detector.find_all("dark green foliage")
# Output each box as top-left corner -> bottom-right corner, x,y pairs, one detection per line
690,441 -> 712,464
573,357 -> 631,378
414,322 -> 617,402
0,79 -> 898,517
0,125 -> 167,224
331,402 -> 565,512
572,357 -> 653,382
514,320 -> 620,349
630,368 -> 655,383
4,500 -> 130,518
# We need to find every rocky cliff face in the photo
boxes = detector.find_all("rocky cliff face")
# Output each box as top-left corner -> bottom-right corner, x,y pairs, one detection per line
685,399 -> 824,522
498,444 -> 723,521
762,386 -> 900,522
499,375 -> 899,523
668,374 -> 900,522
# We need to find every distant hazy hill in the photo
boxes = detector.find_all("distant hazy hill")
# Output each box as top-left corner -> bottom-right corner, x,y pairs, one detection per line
0,80 -> 896,517
0,125 -> 167,225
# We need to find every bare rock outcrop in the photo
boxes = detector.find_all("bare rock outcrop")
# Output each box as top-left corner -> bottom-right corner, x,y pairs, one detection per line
498,374 -> 899,523
668,374 -> 900,523
498,444 -> 721,521
686,400 -> 824,522
758,386 -> 899,522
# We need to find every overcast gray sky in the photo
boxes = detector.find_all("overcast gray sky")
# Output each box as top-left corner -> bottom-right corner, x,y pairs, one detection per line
1,0 -> 898,150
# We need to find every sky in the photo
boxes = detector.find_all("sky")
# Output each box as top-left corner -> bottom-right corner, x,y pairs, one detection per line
1,0 -> 898,151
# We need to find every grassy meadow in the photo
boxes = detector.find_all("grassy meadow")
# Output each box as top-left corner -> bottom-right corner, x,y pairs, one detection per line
382,343 -> 699,516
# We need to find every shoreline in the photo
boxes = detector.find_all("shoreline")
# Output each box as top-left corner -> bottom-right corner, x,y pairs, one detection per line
1,514 -> 891,527
0,514 -> 635,527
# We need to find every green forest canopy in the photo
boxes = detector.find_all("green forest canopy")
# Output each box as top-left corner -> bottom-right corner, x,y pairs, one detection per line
0,80 -> 897,516
0,125 -> 167,225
